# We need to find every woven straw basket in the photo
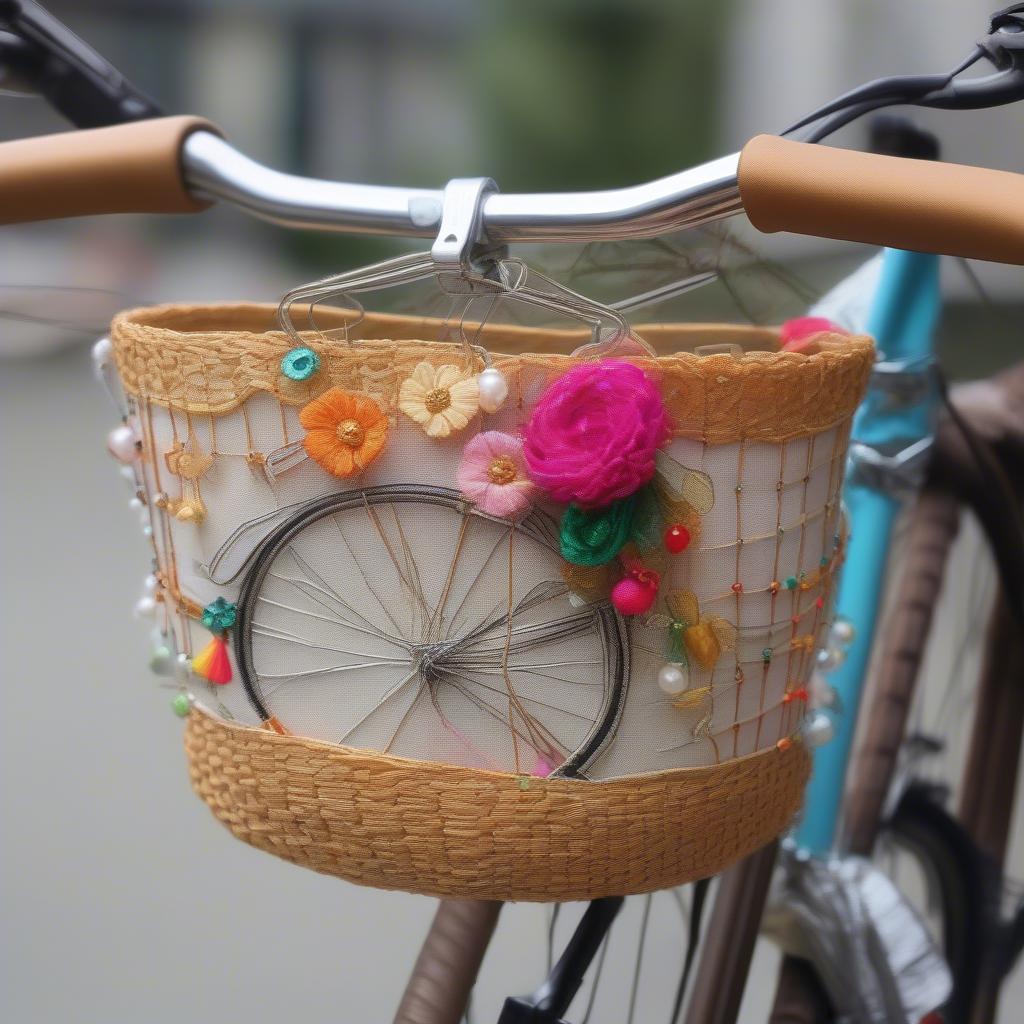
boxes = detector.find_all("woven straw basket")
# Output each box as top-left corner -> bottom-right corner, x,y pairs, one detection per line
108,303 -> 873,901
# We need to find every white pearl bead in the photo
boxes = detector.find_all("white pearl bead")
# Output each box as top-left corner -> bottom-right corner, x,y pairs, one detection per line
119,465 -> 137,485
477,367 -> 509,414
107,423 -> 139,463
809,671 -> 839,710
831,618 -> 855,645
129,497 -> 144,512
143,574 -> 159,594
91,336 -> 112,373
657,662 -> 688,695
804,712 -> 835,747
134,596 -> 157,619
816,646 -> 845,672
142,525 -> 153,539
174,652 -> 192,682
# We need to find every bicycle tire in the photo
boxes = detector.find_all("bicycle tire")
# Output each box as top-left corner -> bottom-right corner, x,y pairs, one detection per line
882,781 -> 999,1024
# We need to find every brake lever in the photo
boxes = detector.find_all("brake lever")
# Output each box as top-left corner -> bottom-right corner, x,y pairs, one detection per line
0,0 -> 162,126
922,3 -> 1024,109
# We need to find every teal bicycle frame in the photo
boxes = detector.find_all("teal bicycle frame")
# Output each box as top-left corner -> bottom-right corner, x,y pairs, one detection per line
796,247 -> 943,856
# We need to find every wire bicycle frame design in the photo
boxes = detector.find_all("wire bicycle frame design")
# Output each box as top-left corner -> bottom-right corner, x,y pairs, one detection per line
233,483 -> 630,779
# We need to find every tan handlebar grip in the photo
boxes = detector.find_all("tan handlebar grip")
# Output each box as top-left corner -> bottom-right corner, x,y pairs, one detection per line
0,115 -> 219,225
738,134 -> 1024,265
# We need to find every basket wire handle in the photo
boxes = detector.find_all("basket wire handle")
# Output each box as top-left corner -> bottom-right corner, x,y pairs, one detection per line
275,176 -> 654,363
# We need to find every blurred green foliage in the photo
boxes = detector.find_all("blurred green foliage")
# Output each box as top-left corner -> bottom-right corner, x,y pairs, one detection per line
475,0 -> 728,189
288,0 -> 728,271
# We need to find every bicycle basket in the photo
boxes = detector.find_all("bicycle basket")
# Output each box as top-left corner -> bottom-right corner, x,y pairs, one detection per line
105,302 -> 873,900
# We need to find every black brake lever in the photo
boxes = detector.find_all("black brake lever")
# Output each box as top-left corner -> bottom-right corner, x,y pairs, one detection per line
922,5 -> 1024,109
0,0 -> 161,126
784,5 -> 1024,142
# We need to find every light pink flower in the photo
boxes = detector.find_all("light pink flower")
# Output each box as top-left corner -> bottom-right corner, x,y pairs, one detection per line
457,431 -> 537,519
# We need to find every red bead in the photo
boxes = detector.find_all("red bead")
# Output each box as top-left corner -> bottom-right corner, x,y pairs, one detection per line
731,582 -> 743,594
664,524 -> 691,554
815,596 -> 825,609
611,576 -> 657,616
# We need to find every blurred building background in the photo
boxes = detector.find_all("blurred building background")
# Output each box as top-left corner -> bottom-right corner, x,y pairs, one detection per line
0,0 -> 1020,359
2,1 -> 1022,1022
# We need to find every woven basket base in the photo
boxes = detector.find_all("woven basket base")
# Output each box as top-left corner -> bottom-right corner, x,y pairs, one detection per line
185,708 -> 809,901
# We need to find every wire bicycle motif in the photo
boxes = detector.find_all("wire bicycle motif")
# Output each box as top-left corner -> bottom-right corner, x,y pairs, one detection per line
233,484 -> 629,777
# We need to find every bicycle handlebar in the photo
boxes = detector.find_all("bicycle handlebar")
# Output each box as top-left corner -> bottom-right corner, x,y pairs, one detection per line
0,115 -> 212,221
0,116 -> 1022,264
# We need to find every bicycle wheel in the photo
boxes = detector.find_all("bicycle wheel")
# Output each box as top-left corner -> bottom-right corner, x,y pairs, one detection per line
235,484 -> 628,777
880,782 -> 996,1024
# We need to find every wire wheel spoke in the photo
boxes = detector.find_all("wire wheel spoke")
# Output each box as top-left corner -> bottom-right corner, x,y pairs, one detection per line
235,486 -> 626,774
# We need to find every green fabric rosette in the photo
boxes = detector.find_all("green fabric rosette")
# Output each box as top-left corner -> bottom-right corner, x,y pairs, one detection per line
560,495 -> 637,566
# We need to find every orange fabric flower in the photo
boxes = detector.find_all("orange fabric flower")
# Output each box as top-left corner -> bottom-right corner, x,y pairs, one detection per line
300,387 -> 388,478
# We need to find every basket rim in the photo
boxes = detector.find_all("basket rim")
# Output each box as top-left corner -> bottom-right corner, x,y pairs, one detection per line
112,300 -> 862,360
110,301 -> 874,444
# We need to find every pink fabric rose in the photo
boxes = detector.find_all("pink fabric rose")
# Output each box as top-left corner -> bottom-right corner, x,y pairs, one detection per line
523,359 -> 669,508
457,431 -> 538,519
780,316 -> 848,353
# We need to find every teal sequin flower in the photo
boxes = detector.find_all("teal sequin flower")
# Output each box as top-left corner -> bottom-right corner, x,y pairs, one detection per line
560,495 -> 636,566
201,597 -> 237,633
281,346 -> 321,382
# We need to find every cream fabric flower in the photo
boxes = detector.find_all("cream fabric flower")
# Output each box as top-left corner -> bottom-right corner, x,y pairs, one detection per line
398,361 -> 480,438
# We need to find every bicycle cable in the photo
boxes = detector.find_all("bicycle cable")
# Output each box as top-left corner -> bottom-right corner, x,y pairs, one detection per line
782,4 -> 1024,143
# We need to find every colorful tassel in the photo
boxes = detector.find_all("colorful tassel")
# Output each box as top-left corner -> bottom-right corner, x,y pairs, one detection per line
192,634 -> 232,685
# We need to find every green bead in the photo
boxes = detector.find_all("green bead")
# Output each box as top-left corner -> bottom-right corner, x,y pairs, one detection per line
149,645 -> 173,676
171,693 -> 191,718
784,576 -> 798,590
762,647 -> 773,663
281,346 -> 321,382
560,495 -> 636,567
668,620 -> 690,663
820,555 -> 829,567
